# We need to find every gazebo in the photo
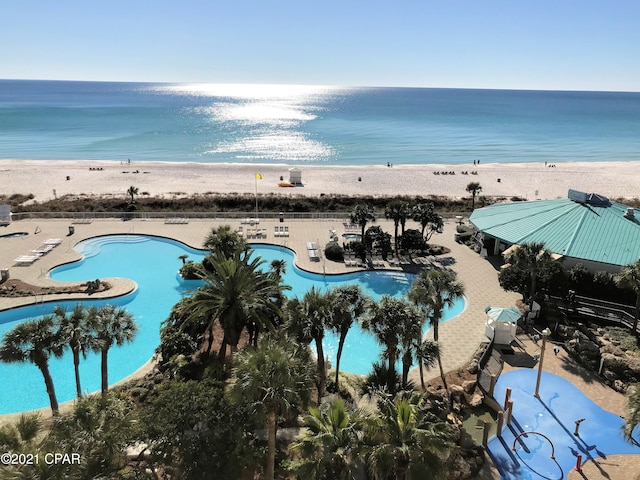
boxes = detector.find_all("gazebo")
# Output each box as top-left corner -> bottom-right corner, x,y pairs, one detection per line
484,306 -> 521,345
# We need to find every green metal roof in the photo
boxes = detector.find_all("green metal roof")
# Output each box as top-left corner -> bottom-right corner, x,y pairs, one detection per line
469,192 -> 640,267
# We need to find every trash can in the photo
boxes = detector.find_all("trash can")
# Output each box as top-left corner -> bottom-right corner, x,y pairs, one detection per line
69,225 -> 75,235
0,269 -> 9,282
279,212 -> 284,223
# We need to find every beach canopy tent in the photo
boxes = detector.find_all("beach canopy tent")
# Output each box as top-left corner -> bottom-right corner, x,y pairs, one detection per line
484,306 -> 521,344
288,167 -> 302,185
0,204 -> 10,225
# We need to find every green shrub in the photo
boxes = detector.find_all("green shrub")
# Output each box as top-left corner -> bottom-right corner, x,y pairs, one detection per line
324,241 -> 344,262
179,261 -> 200,280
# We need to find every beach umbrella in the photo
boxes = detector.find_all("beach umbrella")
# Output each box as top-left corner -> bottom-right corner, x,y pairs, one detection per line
485,306 -> 522,323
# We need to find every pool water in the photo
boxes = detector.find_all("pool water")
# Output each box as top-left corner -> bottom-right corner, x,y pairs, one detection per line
0,235 -> 464,414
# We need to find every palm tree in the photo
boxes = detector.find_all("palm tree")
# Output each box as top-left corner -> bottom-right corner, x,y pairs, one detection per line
0,316 -> 64,415
466,182 -> 482,210
363,391 -> 454,480
285,286 -> 333,399
623,383 -> 640,441
408,270 -> 464,392
362,296 -> 412,392
328,285 -> 370,389
350,204 -> 376,239
412,202 -> 443,241
397,303 -> 425,390
203,224 -> 247,258
178,254 -> 189,265
507,242 -> 548,309
229,335 -> 315,480
87,305 -> 138,396
415,339 -> 440,392
126,185 -> 138,204
54,304 -> 92,398
385,200 -> 411,254
289,398 -> 365,479
616,259 -> 640,334
186,248 -> 287,359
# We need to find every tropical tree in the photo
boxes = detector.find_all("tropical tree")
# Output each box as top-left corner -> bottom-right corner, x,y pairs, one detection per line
412,202 -> 443,241
362,296 -> 413,392
408,270 -> 465,392
229,334 -> 316,480
54,304 -> 92,398
285,286 -> 333,399
0,316 -> 64,416
126,185 -> 138,204
185,248 -> 287,359
87,305 -> 138,396
623,383 -> 640,441
385,200 -> 411,254
415,339 -> 440,392
362,391 -> 455,480
616,259 -> 640,333
500,242 -> 551,309
178,254 -> 189,264
289,398 -> 365,480
203,224 -> 247,258
350,204 -> 376,238
397,303 -> 425,390
328,285 -> 370,389
465,182 -> 482,210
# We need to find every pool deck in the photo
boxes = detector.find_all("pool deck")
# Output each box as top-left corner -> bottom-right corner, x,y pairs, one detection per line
1,217 -> 638,479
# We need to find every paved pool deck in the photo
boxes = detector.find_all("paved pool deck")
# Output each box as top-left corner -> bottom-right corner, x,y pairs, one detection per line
1,217 -> 638,479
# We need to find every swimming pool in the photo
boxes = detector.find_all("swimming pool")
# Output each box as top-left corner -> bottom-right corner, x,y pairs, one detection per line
0,235 -> 464,414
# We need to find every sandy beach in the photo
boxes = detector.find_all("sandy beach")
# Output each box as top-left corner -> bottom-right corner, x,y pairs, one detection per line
3,159 -> 640,203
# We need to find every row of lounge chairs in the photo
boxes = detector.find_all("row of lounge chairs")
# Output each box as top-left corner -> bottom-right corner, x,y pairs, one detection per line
165,217 -> 189,224
273,226 -> 289,237
240,218 -> 260,225
343,223 -> 359,231
13,238 -> 62,265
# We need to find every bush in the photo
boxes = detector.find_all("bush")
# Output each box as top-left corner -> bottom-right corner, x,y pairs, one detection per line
179,261 -> 200,280
324,241 -> 344,262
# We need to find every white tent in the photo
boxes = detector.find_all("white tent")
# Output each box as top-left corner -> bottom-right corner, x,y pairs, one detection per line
484,306 -> 521,344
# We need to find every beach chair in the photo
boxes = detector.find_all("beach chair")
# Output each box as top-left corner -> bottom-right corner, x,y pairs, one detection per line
274,226 -> 280,237
14,255 -> 40,265
284,226 -> 289,237
43,238 -> 62,246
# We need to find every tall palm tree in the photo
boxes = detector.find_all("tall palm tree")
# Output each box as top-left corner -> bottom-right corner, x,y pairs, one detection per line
385,200 -> 411,254
397,303 -> 425,390
327,285 -> 370,388
350,204 -> 376,239
363,391 -> 454,480
623,383 -> 640,441
126,185 -> 138,204
186,248 -> 286,359
0,316 -> 64,415
408,270 -> 464,392
465,182 -> 482,211
87,305 -> 138,396
289,398 -> 365,479
362,296 -> 412,392
616,259 -> 640,334
285,287 -> 333,399
229,335 -> 315,480
412,202 -> 443,241
54,304 -> 92,398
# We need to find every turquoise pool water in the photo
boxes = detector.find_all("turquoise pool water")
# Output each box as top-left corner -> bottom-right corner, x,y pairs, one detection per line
0,235 -> 464,414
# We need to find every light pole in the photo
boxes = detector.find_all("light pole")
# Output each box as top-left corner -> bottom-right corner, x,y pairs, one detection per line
534,328 -> 551,398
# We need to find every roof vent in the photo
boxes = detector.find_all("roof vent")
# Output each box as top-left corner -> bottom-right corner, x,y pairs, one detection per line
624,207 -> 635,219
568,189 -> 587,203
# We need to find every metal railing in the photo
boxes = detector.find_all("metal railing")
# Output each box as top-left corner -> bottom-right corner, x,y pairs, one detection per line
548,294 -> 638,333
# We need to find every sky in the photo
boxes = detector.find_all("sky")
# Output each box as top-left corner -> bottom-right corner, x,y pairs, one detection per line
1,0 -> 639,91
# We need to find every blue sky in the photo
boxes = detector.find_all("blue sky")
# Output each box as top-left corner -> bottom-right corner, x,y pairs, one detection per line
1,0 -> 638,91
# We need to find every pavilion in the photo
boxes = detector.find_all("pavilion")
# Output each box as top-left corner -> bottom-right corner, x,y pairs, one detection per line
469,189 -> 640,273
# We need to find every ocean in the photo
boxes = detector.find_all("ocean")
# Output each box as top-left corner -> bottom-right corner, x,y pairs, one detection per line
1,79 -> 639,165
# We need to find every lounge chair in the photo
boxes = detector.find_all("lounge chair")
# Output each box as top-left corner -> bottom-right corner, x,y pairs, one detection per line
283,226 -> 289,237
43,238 -> 62,246
14,255 -> 40,265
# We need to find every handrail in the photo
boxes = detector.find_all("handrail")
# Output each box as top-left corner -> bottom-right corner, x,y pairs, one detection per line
548,294 -> 638,333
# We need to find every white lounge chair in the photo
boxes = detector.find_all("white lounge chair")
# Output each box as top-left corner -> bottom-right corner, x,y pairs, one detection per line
14,255 -> 40,265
